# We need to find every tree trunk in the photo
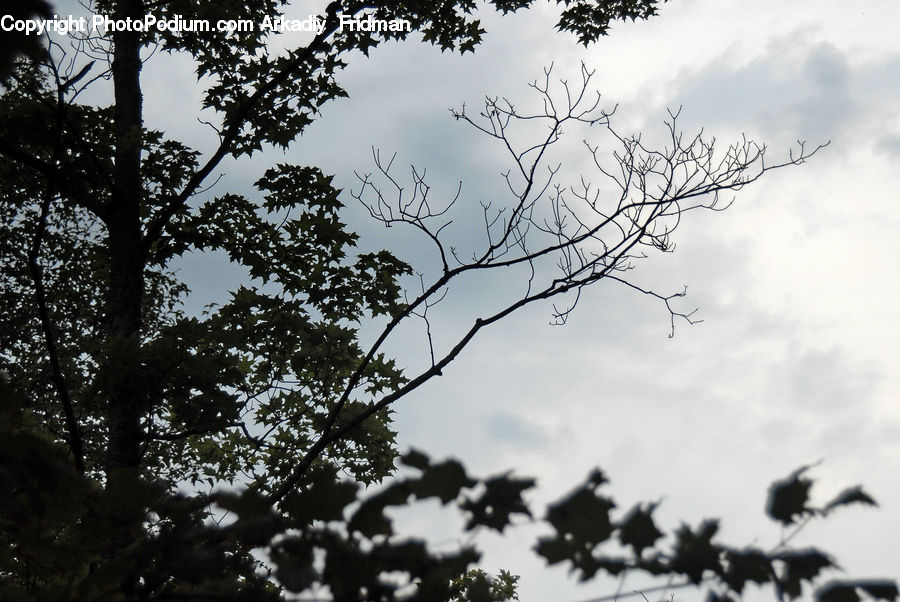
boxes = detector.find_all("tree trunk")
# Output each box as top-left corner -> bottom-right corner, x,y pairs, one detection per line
102,5 -> 147,597
105,0 -> 145,478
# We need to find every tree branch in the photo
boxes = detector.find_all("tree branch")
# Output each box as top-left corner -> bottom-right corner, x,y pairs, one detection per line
268,66 -> 825,502
140,6 -> 358,256
26,85 -> 86,474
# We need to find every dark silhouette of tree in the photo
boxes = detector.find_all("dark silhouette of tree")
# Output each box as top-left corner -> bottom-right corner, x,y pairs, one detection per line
0,0 -> 895,600
0,0 -> 52,80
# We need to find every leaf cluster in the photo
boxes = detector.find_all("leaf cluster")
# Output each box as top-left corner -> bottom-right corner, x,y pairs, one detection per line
531,464 -> 889,601
2,418 -> 893,602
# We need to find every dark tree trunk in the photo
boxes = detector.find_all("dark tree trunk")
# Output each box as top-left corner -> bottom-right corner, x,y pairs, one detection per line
105,0 -> 145,479
103,5 -> 147,597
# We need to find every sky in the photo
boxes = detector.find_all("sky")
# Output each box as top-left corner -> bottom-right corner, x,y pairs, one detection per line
48,0 -> 900,599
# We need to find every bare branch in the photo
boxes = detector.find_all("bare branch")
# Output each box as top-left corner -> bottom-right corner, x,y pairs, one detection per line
271,64 -> 824,502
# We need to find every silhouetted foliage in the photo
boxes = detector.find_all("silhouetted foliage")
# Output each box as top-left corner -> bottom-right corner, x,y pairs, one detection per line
0,409 -> 890,600
0,0 -> 52,80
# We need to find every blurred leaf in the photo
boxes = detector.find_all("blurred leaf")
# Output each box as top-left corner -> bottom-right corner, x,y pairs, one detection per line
817,582 -> 862,602
722,548 -> 771,593
348,501 -> 394,539
767,465 -> 816,526
534,535 -> 573,566
776,549 -> 836,599
462,474 -> 534,532
618,502 -> 663,556
817,580 -> 899,602
859,580 -> 900,600
215,489 -> 272,521
545,472 -> 615,545
402,448 -> 432,471
824,486 -> 878,514
281,465 -> 359,525
670,520 -> 722,584
271,537 -> 317,593
413,459 -> 477,505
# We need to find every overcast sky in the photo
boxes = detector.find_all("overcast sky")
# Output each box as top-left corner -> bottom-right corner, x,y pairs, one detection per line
286,2 -> 900,600
51,0 -> 900,599
315,2 -> 900,600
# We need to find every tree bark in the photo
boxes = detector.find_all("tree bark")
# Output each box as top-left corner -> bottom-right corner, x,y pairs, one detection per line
105,0 -> 145,478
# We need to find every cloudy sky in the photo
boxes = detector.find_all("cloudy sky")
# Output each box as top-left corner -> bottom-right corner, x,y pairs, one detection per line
51,0 -> 900,599
314,2 -> 899,600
